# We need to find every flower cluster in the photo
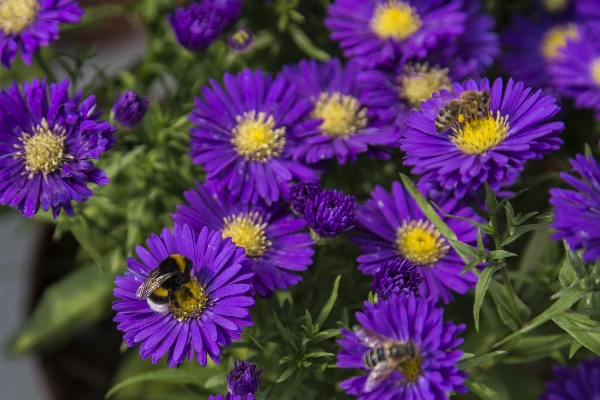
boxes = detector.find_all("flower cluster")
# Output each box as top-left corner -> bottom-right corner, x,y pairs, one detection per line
372,257 -> 423,300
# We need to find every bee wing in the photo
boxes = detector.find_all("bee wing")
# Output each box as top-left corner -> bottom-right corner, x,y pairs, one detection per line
423,92 -> 459,120
364,360 -> 396,393
353,326 -> 391,348
135,270 -> 177,299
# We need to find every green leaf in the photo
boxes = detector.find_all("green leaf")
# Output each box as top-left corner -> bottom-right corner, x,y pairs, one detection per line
272,311 -> 296,344
500,223 -> 550,246
512,211 -> 539,226
461,255 -> 484,274
495,188 -> 530,212
447,238 -> 478,258
566,248 -> 587,278
488,280 -> 531,332
277,364 -> 298,383
106,368 -> 220,398
474,264 -> 504,332
458,351 -> 507,370
484,182 -> 499,215
553,314 -> 600,356
486,250 -> 518,260
559,261 -> 577,288
494,287 -> 585,347
304,310 -> 313,335
464,378 -> 503,400
504,334 -> 572,364
569,341 -> 583,358
431,203 -> 493,235
288,24 -> 330,61
315,275 -> 341,328
10,264 -> 115,354
69,216 -> 104,269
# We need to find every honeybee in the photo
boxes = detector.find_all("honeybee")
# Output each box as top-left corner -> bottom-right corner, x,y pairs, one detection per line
435,90 -> 491,133
136,254 -> 195,313
353,325 -> 419,393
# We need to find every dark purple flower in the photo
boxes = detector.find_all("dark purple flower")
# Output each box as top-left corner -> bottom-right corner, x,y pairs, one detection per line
550,153 -> 600,262
0,78 -> 116,218
171,180 -> 315,298
228,26 -> 253,52
112,90 -> 149,128
501,15 -> 582,89
372,257 -> 423,300
189,68 -> 319,204
0,0 -> 83,69
283,58 -> 399,164
400,78 -> 565,198
305,188 -> 356,239
351,181 -> 479,303
168,0 -> 242,51
541,357 -> 600,400
337,294 -> 468,399
325,0 -> 467,68
550,27 -> 600,119
113,225 -> 255,367
227,359 -> 263,398
287,180 -> 322,216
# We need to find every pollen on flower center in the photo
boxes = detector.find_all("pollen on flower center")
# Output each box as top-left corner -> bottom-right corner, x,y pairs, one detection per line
396,220 -> 449,265
311,92 -> 368,137
13,118 -> 73,179
398,354 -> 422,382
591,57 -> 600,86
541,23 -> 579,60
370,0 -> 422,41
451,111 -> 509,155
399,63 -> 451,109
231,111 -> 286,162
170,277 -> 208,321
0,0 -> 38,34
222,212 -> 271,258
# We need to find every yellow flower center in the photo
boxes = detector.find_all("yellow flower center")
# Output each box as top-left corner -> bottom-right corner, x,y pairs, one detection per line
541,23 -> 579,60
450,111 -> 509,155
170,277 -> 208,321
399,63 -> 452,109
399,354 -> 422,383
221,212 -> 271,258
232,29 -> 250,46
541,0 -> 569,13
231,111 -> 285,162
311,92 -> 368,137
0,0 -> 38,34
370,0 -> 422,41
13,118 -> 73,179
396,220 -> 448,265
591,56 -> 600,86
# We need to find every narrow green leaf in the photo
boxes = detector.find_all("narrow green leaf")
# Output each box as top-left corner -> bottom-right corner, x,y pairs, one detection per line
494,287 -> 585,348
504,202 -> 514,223
484,182 -> 499,214
277,365 -> 298,383
431,203 -> 493,234
474,264 -> 503,332
447,238 -> 478,258
553,314 -> 600,356
464,378 -> 503,400
305,310 -> 313,335
477,229 -> 485,251
273,312 -> 296,344
567,248 -> 587,278
315,275 -> 341,328
501,223 -> 550,246
569,341 -> 583,358
69,217 -> 104,268
288,24 -> 330,61
559,258 -> 577,288
504,334 -> 572,364
495,188 -> 530,211
512,211 -> 539,226
486,250 -> 518,260
105,368 -> 219,398
243,333 -> 279,355
10,265 -> 115,354
458,351 -> 507,370
461,255 -> 484,274
488,280 -> 531,332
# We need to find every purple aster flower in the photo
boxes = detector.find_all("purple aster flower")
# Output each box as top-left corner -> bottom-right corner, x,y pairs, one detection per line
0,78 -> 116,218
337,294 -> 468,399
111,90 -> 149,129
171,180 -> 315,298
550,153 -> 600,262
287,180 -> 322,216
501,15 -> 582,89
372,257 -> 423,300
209,395 -> 254,400
0,0 -> 83,69
227,359 -> 263,398
189,68 -> 319,204
541,357 -> 600,400
351,181 -> 479,303
113,224 -> 255,367
550,28 -> 600,119
400,77 -> 565,198
305,188 -> 356,239
168,0 -> 242,51
283,58 -> 399,164
228,26 -> 253,52
325,0 -> 466,68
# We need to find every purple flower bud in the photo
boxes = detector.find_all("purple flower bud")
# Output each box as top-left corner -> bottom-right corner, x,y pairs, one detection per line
226,359 -> 263,398
228,26 -> 254,52
372,258 -> 423,300
287,181 -> 321,216
305,189 -> 356,238
112,90 -> 148,128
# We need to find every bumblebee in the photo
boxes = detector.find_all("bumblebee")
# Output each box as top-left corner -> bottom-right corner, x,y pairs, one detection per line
135,254 -> 195,313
